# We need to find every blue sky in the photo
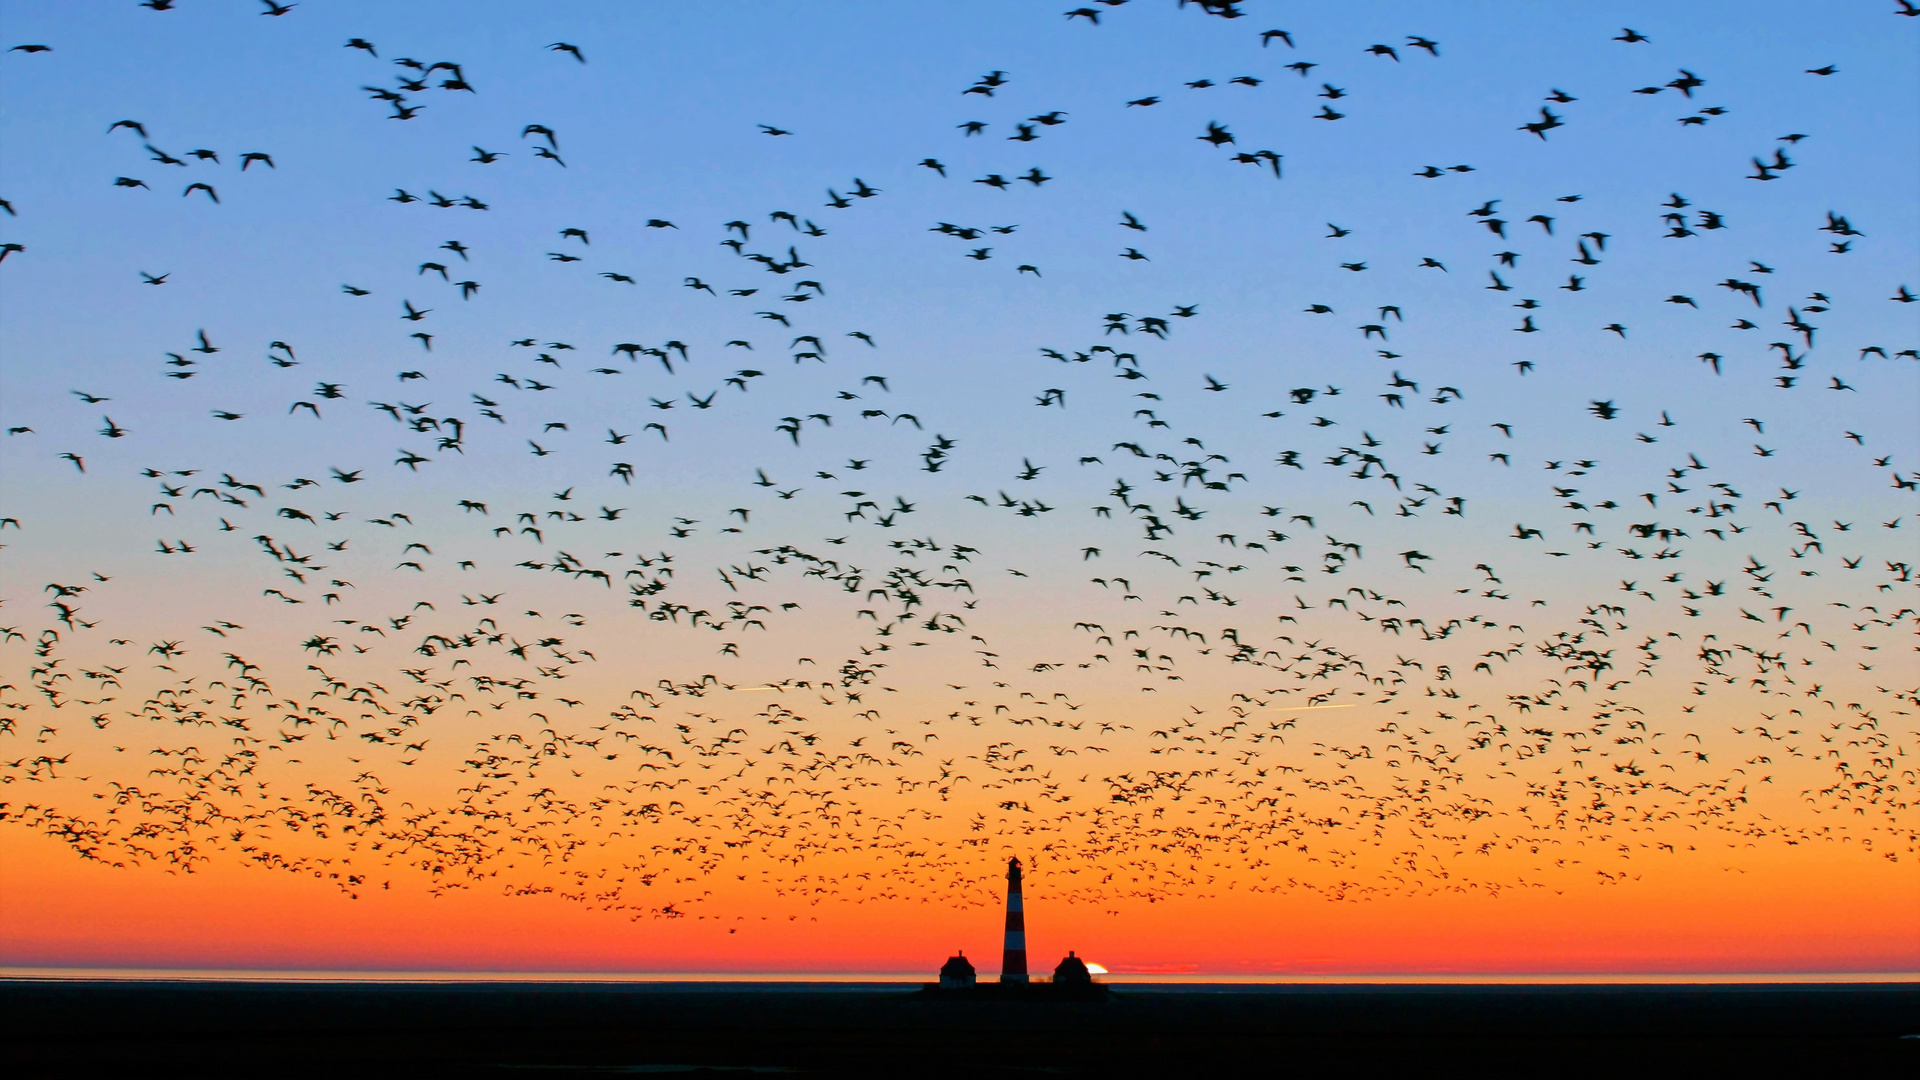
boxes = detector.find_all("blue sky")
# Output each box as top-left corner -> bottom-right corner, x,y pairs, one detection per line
2,0 -> 1914,694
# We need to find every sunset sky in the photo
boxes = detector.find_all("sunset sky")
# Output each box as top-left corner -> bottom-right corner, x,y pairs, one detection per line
1,0 -> 1915,977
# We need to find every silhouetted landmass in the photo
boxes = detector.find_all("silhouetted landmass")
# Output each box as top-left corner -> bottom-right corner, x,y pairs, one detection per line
3,980 -> 1915,1077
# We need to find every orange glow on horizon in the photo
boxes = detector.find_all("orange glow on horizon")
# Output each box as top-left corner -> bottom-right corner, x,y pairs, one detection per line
5,826 -> 1914,977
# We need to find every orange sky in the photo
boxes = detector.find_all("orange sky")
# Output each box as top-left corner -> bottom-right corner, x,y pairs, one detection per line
5,824 -> 1914,975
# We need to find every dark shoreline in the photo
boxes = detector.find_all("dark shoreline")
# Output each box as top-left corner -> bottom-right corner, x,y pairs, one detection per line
4,980 -> 1915,1076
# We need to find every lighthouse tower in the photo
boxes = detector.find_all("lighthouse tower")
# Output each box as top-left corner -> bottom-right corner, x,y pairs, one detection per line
1000,856 -> 1028,984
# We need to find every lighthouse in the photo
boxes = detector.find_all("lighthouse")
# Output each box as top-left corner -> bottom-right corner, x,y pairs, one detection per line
1000,856 -> 1028,984
924,855 -> 1106,997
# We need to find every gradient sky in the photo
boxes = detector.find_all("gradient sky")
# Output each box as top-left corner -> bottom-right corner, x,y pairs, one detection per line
1,0 -> 1916,976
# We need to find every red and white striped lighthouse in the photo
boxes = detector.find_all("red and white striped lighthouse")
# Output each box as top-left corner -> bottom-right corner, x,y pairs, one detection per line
1000,856 -> 1028,984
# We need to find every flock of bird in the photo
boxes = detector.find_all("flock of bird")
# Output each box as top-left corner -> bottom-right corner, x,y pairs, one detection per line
0,3 -> 1915,929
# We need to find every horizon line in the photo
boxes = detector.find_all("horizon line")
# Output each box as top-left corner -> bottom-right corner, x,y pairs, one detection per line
4,967 -> 1916,987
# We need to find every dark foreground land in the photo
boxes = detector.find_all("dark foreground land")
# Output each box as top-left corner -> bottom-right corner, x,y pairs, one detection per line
3,980 -> 1915,1077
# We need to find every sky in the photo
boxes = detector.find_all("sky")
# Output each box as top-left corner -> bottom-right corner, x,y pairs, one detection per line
0,0 -> 1916,977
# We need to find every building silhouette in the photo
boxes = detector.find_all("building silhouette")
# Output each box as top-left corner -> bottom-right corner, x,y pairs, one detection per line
939,952 -> 976,989
1053,951 -> 1091,987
